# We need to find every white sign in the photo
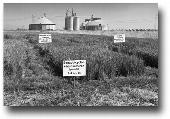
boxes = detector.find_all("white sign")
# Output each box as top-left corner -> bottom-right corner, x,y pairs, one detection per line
114,34 -> 125,43
39,34 -> 52,43
63,60 -> 86,76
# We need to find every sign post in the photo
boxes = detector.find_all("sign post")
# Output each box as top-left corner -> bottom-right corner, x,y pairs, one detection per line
114,34 -> 125,53
114,34 -> 125,43
63,60 -> 86,76
39,34 -> 52,43
63,60 -> 86,87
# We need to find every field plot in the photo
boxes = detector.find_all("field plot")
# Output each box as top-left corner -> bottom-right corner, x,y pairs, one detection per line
3,31 -> 159,106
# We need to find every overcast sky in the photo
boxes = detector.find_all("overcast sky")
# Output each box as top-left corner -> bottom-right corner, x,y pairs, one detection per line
4,3 -> 158,30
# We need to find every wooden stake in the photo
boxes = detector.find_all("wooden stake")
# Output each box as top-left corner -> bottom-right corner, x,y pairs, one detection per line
74,78 -> 76,88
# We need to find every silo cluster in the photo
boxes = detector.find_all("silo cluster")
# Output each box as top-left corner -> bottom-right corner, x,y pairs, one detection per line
65,9 -> 80,31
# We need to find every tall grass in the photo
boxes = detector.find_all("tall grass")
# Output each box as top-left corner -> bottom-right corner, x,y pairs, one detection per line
34,43 -> 145,81
3,32 -> 158,106
108,37 -> 158,68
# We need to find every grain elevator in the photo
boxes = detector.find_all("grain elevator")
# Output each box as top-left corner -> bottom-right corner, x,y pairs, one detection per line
65,8 -> 80,31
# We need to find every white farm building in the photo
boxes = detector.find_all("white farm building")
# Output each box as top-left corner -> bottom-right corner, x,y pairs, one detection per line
29,14 -> 56,31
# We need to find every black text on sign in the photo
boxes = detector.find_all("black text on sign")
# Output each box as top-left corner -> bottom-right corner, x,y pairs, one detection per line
63,60 -> 86,76
39,34 -> 52,43
114,34 -> 125,43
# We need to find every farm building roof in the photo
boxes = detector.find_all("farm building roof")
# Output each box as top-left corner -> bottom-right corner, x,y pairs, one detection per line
32,16 -> 55,24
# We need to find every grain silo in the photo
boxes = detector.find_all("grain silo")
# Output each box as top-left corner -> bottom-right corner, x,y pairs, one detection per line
29,13 -> 56,31
67,16 -> 74,30
65,17 -> 68,30
65,9 -> 69,30
65,8 -> 79,31
73,16 -> 80,30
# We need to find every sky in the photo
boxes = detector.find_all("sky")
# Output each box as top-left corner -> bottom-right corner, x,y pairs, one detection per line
4,3 -> 158,30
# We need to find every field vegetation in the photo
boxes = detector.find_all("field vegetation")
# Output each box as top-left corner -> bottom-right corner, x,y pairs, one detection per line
4,31 -> 158,106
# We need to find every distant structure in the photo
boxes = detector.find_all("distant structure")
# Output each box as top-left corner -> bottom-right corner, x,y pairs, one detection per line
81,15 -> 108,31
29,13 -> 56,31
65,8 -> 80,30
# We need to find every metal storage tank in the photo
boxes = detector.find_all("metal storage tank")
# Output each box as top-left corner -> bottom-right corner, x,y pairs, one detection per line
67,16 -> 74,30
85,20 -> 102,30
73,17 -> 80,30
81,16 -> 108,31
65,16 -> 68,30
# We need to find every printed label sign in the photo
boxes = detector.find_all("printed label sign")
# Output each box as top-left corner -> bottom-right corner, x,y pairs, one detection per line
39,34 -> 52,43
63,60 -> 86,76
114,34 -> 125,43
